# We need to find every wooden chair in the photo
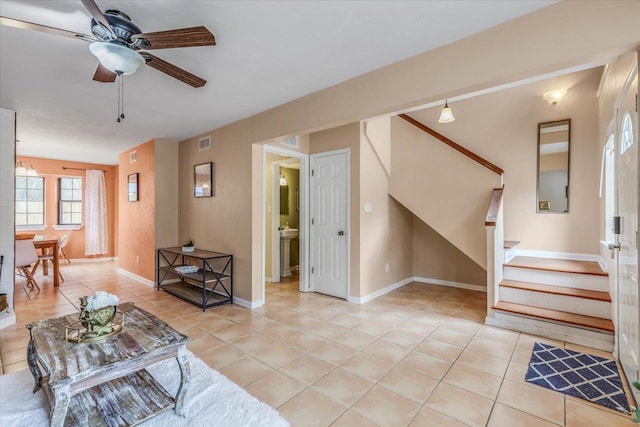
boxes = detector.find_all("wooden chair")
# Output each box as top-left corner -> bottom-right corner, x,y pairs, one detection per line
15,240 -> 40,293
59,231 -> 71,264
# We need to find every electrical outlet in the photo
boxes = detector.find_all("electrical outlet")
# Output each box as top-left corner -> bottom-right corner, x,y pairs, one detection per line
136,256 -> 139,264
385,263 -> 390,273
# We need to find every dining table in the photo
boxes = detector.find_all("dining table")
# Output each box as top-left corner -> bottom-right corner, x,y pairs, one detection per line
16,234 -> 61,288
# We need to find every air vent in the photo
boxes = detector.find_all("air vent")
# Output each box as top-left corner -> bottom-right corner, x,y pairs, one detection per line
281,136 -> 299,148
129,151 -> 137,163
198,136 -> 211,151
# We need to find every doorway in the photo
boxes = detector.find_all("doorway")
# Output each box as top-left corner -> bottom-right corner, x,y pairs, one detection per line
262,145 -> 309,304
310,149 -> 349,299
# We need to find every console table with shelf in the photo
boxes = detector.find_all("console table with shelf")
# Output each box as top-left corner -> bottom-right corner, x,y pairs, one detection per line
156,247 -> 233,311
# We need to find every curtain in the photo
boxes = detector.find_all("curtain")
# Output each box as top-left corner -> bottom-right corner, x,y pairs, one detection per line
85,170 -> 108,255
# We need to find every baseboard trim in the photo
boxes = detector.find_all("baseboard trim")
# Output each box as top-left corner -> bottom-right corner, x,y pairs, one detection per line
412,276 -> 487,293
515,249 -> 602,263
264,277 -> 274,283
116,268 -> 154,287
0,312 -> 16,330
348,277 -> 414,304
69,257 -> 116,263
234,296 -> 263,309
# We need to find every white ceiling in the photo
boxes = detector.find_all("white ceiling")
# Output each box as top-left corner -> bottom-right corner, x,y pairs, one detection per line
0,1 -> 555,165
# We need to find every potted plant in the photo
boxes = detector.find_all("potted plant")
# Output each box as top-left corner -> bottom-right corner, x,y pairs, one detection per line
182,240 -> 195,252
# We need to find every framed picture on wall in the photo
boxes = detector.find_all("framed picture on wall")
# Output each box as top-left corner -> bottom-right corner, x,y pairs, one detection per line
128,173 -> 138,202
194,162 -> 213,198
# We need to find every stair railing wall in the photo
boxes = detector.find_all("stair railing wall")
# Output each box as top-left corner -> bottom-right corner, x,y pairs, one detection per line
485,187 -> 504,319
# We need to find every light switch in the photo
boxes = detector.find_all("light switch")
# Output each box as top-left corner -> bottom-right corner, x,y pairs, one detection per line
364,203 -> 372,213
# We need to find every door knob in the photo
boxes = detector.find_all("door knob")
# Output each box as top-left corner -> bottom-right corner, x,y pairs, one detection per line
338,230 -> 344,236
607,242 -> 620,259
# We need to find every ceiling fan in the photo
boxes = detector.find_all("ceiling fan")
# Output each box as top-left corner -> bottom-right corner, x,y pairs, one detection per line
0,0 -> 215,88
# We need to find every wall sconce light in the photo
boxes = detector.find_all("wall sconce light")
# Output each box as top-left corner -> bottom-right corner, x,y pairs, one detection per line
279,174 -> 287,186
543,89 -> 567,105
16,160 -> 38,176
438,100 -> 455,123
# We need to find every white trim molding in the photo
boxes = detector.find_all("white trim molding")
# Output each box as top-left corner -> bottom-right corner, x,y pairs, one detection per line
413,277 -> 487,293
70,257 -> 116,263
514,249 -> 606,273
515,249 -> 602,263
52,225 -> 82,231
348,276 -> 487,305
0,313 -> 16,330
348,277 -> 414,305
234,296 -> 264,309
116,268 -> 154,287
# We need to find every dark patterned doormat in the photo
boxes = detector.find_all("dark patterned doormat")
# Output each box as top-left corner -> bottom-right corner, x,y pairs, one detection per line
525,342 -> 630,413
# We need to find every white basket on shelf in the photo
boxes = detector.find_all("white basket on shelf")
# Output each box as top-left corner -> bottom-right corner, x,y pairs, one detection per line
175,266 -> 198,275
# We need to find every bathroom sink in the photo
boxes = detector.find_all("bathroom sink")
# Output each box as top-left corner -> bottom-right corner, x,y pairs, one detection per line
280,229 -> 298,239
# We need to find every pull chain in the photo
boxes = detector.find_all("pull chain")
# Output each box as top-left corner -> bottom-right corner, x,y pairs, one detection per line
116,74 -> 125,123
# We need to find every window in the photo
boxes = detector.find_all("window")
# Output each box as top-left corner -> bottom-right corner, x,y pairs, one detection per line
16,176 -> 45,226
620,112 -> 634,155
59,177 -> 83,225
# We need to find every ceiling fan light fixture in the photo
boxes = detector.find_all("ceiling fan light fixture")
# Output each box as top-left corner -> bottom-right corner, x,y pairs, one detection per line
438,100 -> 455,123
89,42 -> 145,75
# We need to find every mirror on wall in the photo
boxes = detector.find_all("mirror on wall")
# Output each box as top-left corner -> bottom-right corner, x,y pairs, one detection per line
194,162 -> 213,198
537,119 -> 570,213
280,185 -> 289,214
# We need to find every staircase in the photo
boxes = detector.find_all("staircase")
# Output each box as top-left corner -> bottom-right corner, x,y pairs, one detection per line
372,114 -> 614,351
489,255 -> 613,351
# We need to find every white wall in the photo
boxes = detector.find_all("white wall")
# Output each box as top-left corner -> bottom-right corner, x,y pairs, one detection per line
0,108 -> 16,328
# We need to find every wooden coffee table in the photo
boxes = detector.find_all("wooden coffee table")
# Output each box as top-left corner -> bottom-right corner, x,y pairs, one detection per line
26,302 -> 190,427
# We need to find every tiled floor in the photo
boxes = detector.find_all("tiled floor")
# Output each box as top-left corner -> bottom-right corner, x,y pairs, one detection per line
0,262 -> 633,426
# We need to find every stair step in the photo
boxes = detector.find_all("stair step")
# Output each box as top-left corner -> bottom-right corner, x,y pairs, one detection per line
504,240 -> 520,249
506,256 -> 607,276
500,280 -> 611,302
493,301 -> 613,333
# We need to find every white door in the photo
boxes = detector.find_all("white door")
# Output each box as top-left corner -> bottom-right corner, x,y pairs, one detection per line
310,150 -> 348,298
617,70 -> 638,388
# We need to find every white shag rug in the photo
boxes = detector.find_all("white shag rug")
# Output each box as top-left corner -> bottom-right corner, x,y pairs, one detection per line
0,352 -> 290,427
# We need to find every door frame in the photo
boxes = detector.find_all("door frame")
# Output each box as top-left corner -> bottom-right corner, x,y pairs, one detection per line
309,148 -> 350,299
614,61 -> 639,397
262,145 -> 310,303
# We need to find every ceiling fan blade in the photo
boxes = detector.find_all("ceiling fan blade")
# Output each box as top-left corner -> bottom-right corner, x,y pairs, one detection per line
142,53 -> 206,88
93,64 -> 117,83
0,16 -> 97,42
133,26 -> 215,50
80,0 -> 116,39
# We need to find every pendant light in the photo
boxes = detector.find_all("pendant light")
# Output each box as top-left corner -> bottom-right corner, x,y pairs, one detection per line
438,100 -> 455,123
15,160 -> 38,176
542,89 -> 567,105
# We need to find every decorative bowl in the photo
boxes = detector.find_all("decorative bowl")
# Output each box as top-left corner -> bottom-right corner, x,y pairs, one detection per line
182,246 -> 195,252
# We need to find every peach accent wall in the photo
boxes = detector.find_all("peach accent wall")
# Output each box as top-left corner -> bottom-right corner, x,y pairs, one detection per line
16,156 -> 117,259
118,140 -> 155,280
